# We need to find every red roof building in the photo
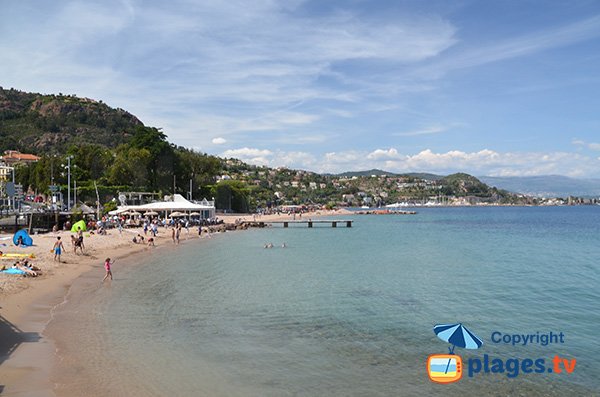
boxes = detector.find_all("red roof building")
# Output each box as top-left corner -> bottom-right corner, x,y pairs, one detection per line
1,150 -> 41,165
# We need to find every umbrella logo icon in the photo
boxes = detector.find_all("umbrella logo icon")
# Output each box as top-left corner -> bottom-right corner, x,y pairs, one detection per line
427,323 -> 483,384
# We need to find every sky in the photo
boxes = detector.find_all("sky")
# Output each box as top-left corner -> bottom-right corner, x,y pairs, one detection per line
2,0 -> 600,177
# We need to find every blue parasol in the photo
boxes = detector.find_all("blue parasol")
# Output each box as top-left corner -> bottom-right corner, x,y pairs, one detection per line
434,323 -> 483,353
433,323 -> 483,374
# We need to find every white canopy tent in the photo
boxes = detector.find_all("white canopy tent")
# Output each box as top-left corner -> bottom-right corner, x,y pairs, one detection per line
114,194 -> 216,219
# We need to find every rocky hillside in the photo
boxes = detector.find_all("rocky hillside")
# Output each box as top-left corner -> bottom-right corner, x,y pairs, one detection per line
0,87 -> 143,153
440,173 -> 507,197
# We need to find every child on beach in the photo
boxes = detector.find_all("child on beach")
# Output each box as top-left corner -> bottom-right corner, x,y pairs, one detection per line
53,236 -> 65,262
102,258 -> 114,282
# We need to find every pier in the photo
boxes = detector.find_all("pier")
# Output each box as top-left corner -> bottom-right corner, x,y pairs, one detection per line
269,220 -> 353,228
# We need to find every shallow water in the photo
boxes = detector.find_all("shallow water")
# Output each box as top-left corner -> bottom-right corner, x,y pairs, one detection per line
49,207 -> 600,396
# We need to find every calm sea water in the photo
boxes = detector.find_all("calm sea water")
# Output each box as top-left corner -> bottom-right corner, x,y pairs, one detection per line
49,207 -> 600,396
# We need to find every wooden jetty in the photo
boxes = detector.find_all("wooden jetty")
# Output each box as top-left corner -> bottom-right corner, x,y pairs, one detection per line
270,219 -> 353,228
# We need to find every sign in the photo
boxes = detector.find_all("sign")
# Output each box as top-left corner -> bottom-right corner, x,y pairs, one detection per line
15,184 -> 23,198
49,185 -> 60,192
5,182 -> 15,197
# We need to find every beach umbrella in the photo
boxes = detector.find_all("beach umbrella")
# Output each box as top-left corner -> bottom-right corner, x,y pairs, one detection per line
144,211 -> 158,216
433,323 -> 483,354
170,211 -> 184,217
129,211 -> 141,216
189,212 -> 200,216
434,323 -> 483,375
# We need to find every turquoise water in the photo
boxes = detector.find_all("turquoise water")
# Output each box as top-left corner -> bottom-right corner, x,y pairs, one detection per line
51,207 -> 600,396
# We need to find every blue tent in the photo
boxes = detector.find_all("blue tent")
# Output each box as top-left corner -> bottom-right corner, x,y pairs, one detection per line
13,229 -> 33,247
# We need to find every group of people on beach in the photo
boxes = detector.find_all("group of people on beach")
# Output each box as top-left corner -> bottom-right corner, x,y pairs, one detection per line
132,234 -> 155,246
1,258 -> 41,277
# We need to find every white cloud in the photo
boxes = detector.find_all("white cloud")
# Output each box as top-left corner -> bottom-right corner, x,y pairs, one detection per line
234,147 -> 599,177
393,125 -> 447,136
367,148 -> 401,160
571,139 -> 600,151
421,14 -> 600,78
211,137 -> 227,145
222,147 -> 273,158
589,143 -> 600,151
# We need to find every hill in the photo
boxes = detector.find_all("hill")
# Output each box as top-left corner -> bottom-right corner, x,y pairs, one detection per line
0,87 -> 143,153
335,169 -> 398,177
335,169 -> 444,181
440,173 -> 508,198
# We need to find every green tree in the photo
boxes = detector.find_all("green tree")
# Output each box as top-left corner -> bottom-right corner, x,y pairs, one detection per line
211,180 -> 250,213
128,126 -> 175,191
107,146 -> 152,188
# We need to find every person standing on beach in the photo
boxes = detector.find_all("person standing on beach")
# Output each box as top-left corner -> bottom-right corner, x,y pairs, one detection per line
53,236 -> 65,262
171,226 -> 176,243
102,258 -> 114,282
77,227 -> 85,251
175,224 -> 181,244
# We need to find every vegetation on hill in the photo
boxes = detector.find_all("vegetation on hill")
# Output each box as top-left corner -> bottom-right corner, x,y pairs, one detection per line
0,87 -> 142,153
2,88 -> 531,212
440,173 -> 507,197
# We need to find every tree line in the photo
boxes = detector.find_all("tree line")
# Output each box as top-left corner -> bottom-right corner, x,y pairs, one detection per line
14,126 -> 253,212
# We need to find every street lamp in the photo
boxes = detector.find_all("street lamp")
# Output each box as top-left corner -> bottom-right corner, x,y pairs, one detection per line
64,155 -> 74,211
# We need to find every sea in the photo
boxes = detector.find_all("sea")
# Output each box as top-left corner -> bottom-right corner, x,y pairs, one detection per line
47,206 -> 600,396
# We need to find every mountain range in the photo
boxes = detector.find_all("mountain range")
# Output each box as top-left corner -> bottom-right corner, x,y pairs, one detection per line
478,175 -> 600,198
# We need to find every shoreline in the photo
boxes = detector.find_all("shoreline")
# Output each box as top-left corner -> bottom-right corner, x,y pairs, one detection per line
0,229 -> 152,395
0,209 -> 351,395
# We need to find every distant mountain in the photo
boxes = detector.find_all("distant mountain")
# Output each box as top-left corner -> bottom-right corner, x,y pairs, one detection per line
0,87 -> 143,153
335,169 -> 398,177
403,172 -> 445,181
334,169 -> 444,180
479,175 -> 600,197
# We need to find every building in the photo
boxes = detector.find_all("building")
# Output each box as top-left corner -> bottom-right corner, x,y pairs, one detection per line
1,150 -> 41,165
1,151 -> 40,181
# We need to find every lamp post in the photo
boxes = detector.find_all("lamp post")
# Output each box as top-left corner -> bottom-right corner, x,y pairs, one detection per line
67,156 -> 71,210
65,155 -> 74,211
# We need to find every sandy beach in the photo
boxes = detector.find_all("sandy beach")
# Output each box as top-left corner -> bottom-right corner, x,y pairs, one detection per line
0,209 -> 351,396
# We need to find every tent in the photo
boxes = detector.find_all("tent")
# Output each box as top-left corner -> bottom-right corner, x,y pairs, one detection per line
71,219 -> 87,233
13,229 -> 33,247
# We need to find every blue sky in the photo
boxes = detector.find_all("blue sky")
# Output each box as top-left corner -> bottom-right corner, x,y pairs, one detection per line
2,0 -> 600,177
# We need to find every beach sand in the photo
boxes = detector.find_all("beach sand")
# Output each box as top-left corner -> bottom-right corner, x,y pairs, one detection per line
0,209 -> 352,395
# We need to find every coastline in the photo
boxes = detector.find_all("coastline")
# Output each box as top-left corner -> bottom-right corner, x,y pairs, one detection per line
0,229 -> 152,395
0,209 -> 351,395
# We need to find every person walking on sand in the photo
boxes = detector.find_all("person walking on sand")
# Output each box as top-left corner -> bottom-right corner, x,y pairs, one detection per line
171,226 -> 176,243
53,236 -> 65,262
102,258 -> 114,282
175,224 -> 181,245
77,227 -> 85,251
